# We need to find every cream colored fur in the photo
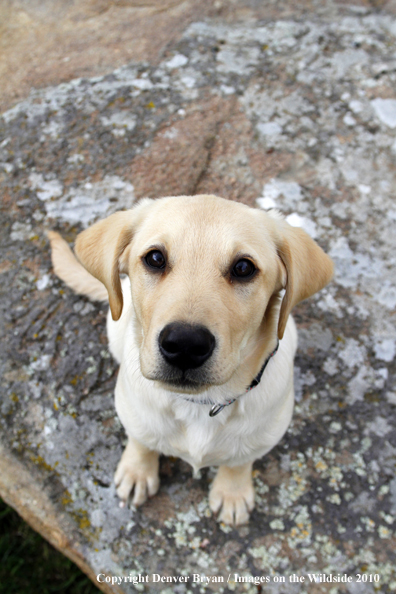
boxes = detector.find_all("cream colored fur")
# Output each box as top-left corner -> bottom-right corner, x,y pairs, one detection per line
50,194 -> 333,525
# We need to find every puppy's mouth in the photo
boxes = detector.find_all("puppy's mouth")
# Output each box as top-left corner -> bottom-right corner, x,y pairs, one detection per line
158,375 -> 213,394
150,368 -> 215,394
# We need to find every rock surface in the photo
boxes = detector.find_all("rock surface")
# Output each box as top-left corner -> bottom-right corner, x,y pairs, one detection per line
1,0 -> 396,592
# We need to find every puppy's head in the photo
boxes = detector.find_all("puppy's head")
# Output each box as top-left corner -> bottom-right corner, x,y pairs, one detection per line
75,195 -> 333,393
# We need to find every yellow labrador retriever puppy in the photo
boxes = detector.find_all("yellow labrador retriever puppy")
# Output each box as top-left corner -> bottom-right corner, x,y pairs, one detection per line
49,195 -> 333,525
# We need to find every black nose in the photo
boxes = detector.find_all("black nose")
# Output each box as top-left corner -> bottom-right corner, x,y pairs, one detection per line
159,323 -> 216,371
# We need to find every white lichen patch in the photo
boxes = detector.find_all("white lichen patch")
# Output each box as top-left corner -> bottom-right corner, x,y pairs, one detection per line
165,54 -> 189,69
254,473 -> 270,497
29,174 -> 63,201
361,516 -> 376,532
371,98 -> 396,128
378,525 -> 392,539
269,518 -> 285,531
30,354 -> 52,372
257,121 -> 283,137
288,506 -> 312,548
44,176 -> 135,227
374,338 -> 395,362
338,338 -> 367,369
373,281 -> 396,310
327,493 -> 341,505
249,540 -> 290,574
365,416 -> 393,437
260,179 -> 303,209
164,506 -> 201,548
10,222 -> 34,241
36,274 -> 51,290
100,112 -> 137,136
275,453 -> 310,511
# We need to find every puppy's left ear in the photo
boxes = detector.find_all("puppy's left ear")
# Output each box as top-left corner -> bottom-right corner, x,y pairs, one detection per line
275,220 -> 334,339
75,200 -> 153,321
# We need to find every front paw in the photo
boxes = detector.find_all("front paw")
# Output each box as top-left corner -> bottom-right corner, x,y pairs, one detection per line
209,463 -> 254,525
114,439 -> 159,507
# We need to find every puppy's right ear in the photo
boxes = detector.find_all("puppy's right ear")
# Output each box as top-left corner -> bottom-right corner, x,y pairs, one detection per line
75,200 -> 152,321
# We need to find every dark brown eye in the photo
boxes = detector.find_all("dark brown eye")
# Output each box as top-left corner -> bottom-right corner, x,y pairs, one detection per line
232,258 -> 256,279
145,250 -> 166,270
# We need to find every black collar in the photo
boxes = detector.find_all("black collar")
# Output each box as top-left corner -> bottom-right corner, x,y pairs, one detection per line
209,341 -> 279,417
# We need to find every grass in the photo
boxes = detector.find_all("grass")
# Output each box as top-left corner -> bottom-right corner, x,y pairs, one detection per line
0,499 -> 100,594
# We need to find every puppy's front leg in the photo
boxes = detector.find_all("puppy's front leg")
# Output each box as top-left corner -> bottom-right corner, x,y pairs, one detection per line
114,437 -> 160,507
209,462 -> 255,525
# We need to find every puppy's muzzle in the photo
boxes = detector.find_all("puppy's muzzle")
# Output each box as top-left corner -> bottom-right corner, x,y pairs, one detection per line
159,323 -> 215,371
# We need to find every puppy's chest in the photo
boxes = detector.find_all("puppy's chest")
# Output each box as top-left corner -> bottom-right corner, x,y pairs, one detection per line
136,403 -> 250,470
153,413 -> 225,465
